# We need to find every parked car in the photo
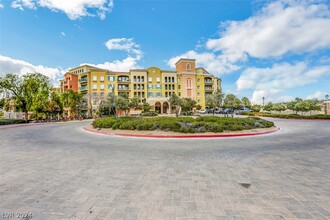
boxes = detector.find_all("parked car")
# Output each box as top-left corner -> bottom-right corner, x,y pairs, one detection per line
199,109 -> 207,114
214,108 -> 223,114
223,108 -> 234,114
206,108 -> 214,114
236,107 -> 251,114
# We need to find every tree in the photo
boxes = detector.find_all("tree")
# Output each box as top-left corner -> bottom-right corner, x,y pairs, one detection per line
105,92 -> 118,116
241,97 -> 251,108
326,94 -> 329,100
205,95 -> 216,115
0,73 -> 50,120
129,97 -> 140,109
213,89 -> 224,109
117,93 -> 130,116
264,102 -> 274,111
141,102 -> 152,113
60,89 -> 83,118
169,94 -> 183,117
272,103 -> 286,113
251,104 -> 261,112
223,94 -> 237,109
45,90 -> 63,119
0,98 -> 5,109
181,98 -> 196,113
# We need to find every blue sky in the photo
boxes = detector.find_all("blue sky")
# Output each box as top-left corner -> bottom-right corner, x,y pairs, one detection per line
0,0 -> 329,104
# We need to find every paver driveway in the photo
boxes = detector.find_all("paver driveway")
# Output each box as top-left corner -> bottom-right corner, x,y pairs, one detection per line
0,118 -> 329,219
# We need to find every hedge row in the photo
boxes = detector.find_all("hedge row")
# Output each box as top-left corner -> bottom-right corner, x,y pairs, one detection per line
241,112 -> 330,119
92,116 -> 274,133
0,119 -> 28,126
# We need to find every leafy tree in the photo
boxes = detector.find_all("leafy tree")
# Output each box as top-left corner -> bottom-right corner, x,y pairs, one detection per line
0,98 -> 5,109
141,102 -> 152,113
251,104 -> 262,112
241,97 -> 251,108
117,93 -> 130,116
130,97 -> 140,109
106,92 -> 118,116
45,90 -> 63,119
60,89 -> 83,118
272,103 -> 286,113
264,102 -> 274,111
213,89 -> 224,108
0,73 -> 50,120
205,95 -> 216,111
223,94 -> 239,109
181,98 -> 196,113
169,93 -> 183,117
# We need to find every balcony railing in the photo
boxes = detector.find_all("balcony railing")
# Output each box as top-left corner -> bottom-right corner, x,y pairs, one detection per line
204,80 -> 213,84
79,86 -> 88,91
79,78 -> 88,83
118,87 -> 130,91
205,87 -> 213,91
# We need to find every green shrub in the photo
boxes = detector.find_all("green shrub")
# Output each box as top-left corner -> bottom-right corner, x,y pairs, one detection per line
141,111 -> 158,117
91,115 -> 274,133
0,119 -> 27,126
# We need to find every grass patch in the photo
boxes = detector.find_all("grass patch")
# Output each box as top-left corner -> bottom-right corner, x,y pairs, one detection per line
92,116 -> 274,133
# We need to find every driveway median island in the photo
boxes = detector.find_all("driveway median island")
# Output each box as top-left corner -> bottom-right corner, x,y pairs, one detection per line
85,116 -> 278,138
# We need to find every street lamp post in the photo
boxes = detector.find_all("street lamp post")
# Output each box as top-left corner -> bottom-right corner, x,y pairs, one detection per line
262,97 -> 265,107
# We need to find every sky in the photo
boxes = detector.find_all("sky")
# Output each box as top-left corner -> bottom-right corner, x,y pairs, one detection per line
0,0 -> 329,104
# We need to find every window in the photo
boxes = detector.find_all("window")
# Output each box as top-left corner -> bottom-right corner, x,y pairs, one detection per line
108,84 -> 115,89
156,84 -> 162,89
100,92 -> 105,99
197,92 -> 200,96
93,76 -> 97,81
172,85 -> 175,90
197,78 -> 200,82
187,63 -> 191,70
100,84 -> 104,89
100,76 -> 104,81
148,77 -> 152,82
93,92 -> 97,99
198,99 -> 200,103
93,84 -> 97,89
148,92 -> 154,97
178,92 -> 181,96
148,84 -> 154,89
197,85 -> 200,90
187,78 -> 192,88
108,76 -> 115,81
178,78 -> 180,83
93,100 -> 97,105
156,92 -> 162,97
156,77 -> 160,82
178,85 -> 181,90
164,77 -> 167,83
172,77 -> 175,83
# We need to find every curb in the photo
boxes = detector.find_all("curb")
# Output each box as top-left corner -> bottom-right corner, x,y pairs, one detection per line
82,126 -> 280,139
0,123 -> 45,130
251,116 -> 330,122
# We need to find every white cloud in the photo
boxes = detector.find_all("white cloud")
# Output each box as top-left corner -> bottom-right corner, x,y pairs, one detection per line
306,91 -> 329,100
167,50 -> 239,74
11,0 -> 114,20
0,3 -> 4,9
206,0 -> 330,61
60,32 -> 66,37
236,62 -> 330,104
82,38 -> 143,72
167,0 -> 330,76
0,55 -> 65,86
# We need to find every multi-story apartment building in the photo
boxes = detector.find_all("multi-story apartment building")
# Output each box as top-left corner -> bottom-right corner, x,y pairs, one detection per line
62,58 -> 221,116
59,72 -> 78,93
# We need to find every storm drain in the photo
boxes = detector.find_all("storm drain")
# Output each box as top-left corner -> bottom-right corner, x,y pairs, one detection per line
239,183 -> 251,189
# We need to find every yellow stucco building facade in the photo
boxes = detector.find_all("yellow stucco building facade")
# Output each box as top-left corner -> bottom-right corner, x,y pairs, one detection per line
63,59 -> 221,115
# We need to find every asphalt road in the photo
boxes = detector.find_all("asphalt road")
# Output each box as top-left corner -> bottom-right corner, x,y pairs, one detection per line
0,118 -> 329,220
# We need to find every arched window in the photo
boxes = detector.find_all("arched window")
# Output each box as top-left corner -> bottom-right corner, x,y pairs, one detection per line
186,63 -> 191,70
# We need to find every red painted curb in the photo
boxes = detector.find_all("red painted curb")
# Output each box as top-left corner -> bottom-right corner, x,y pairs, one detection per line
82,126 -> 280,139
254,116 -> 330,122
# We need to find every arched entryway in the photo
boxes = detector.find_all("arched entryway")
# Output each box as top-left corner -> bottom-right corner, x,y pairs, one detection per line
155,101 -> 161,114
163,101 -> 169,114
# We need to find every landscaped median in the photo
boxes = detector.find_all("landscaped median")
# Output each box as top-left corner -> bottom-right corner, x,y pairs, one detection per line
86,116 -> 278,138
0,119 -> 28,126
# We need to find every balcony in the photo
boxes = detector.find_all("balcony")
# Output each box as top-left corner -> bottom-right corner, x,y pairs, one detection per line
79,78 -> 88,83
204,80 -> 213,84
118,86 -> 130,91
205,87 -> 213,91
79,86 -> 88,91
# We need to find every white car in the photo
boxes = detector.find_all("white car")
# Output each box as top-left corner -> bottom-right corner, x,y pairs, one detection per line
199,109 -> 207,114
